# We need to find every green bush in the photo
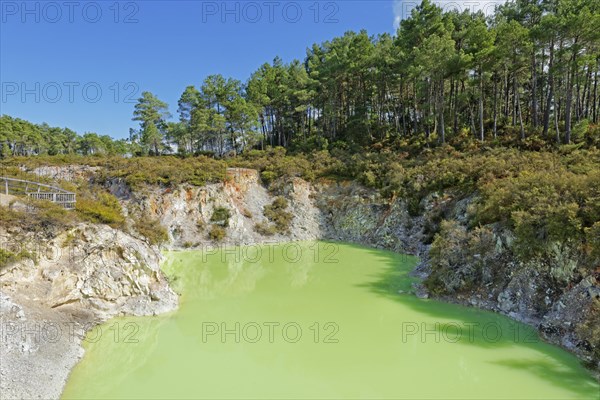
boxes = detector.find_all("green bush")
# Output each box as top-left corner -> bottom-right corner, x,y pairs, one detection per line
94,156 -> 227,189
76,196 -> 125,227
263,197 -> 293,234
208,225 -> 226,241
406,196 -> 423,217
134,219 -> 169,245
210,207 -> 231,227
36,201 -> 74,227
2,155 -> 228,189
0,248 -> 33,271
0,201 -> 75,233
254,221 -> 277,236
426,220 -> 496,295
232,147 -> 343,184
576,299 -> 600,368
0,249 -> 13,270
585,222 -> 600,265
584,124 -> 600,147
475,165 -> 596,261
260,171 -> 278,185
270,197 -> 288,210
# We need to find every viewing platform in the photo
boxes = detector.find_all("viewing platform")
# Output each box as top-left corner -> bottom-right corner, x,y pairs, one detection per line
0,176 -> 76,209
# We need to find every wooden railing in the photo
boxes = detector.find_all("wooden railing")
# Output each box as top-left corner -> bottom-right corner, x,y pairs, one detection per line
1,177 -> 76,209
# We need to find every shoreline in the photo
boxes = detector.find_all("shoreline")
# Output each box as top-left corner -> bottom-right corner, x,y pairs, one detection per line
0,293 -> 87,400
2,238 -> 597,400
0,224 -> 179,400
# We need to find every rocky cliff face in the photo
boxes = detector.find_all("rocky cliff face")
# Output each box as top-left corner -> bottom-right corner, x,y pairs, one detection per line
0,223 -> 177,399
1,224 -> 177,318
314,181 -> 426,255
115,170 -> 423,254
114,169 -> 323,248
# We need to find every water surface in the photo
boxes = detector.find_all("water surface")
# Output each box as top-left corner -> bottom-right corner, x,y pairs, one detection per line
62,242 -> 599,399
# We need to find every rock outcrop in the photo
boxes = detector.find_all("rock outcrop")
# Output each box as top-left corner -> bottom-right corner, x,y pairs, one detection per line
0,223 -> 177,399
116,168 -> 324,248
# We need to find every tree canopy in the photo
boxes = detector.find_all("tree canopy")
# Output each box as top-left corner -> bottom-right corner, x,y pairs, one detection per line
1,0 -> 599,158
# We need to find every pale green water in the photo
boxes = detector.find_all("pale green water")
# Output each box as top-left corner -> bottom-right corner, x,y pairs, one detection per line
62,242 -> 599,399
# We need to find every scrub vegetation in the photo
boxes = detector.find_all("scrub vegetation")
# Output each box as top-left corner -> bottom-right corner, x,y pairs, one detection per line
256,197 -> 293,235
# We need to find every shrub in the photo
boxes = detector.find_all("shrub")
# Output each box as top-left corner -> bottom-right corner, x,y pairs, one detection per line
475,166 -> 594,261
585,222 -> 600,265
0,249 -> 14,270
94,156 -> 227,189
576,299 -> 600,368
208,225 -> 226,241
584,124 -> 600,147
422,203 -> 447,244
210,206 -> 231,227
232,147 -> 340,184
263,197 -> 293,234
134,219 -> 169,245
254,221 -> 276,236
270,197 -> 288,210
407,196 -> 423,217
426,220 -> 496,295
260,171 -> 277,185
0,155 -> 228,190
76,195 -> 125,227
0,201 -> 75,232
0,248 -> 33,271
572,119 -> 589,143
62,232 -> 77,248
511,202 -> 581,260
426,220 -> 470,294
32,200 -> 74,229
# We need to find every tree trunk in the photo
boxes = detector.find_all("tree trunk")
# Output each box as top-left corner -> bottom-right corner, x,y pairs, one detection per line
479,69 -> 484,141
413,80 -> 418,134
512,77 -> 517,126
517,90 -> 525,140
469,105 -> 476,137
426,79 -> 432,138
453,79 -> 460,134
531,51 -> 538,127
565,53 -> 576,144
439,79 -> 445,144
583,66 -> 592,119
543,38 -> 555,138
554,94 -> 560,143
593,58 -> 599,123
493,76 -> 498,139
504,70 -> 509,122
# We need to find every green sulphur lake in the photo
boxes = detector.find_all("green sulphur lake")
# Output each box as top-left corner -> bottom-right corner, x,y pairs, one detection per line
62,242 -> 599,399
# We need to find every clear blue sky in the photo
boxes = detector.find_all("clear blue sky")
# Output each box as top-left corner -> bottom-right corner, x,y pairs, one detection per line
0,0 -> 409,139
